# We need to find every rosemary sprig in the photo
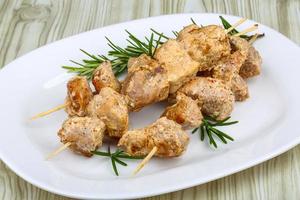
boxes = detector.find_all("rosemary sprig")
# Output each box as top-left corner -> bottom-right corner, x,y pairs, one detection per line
92,146 -> 143,176
192,116 -> 238,148
63,30 -> 164,79
219,16 -> 265,41
62,49 -> 108,79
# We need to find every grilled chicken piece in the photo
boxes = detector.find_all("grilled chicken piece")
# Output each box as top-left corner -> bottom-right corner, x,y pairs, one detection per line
118,117 -> 189,157
127,54 -> 158,74
229,36 -> 250,62
122,54 -> 169,111
239,45 -> 262,79
154,39 -> 199,93
65,76 -> 93,117
231,74 -> 249,101
58,116 -> 106,157
211,36 -> 251,101
177,24 -> 231,71
230,36 -> 262,79
211,51 -> 249,101
211,50 -> 245,83
162,93 -> 203,129
87,87 -> 128,138
92,61 -> 121,93
178,77 -> 234,120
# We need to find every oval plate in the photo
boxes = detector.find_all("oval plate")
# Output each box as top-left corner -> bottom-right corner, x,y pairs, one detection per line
0,13 -> 300,199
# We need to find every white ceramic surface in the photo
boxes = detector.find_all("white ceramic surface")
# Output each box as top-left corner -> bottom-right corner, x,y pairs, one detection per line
0,13 -> 300,199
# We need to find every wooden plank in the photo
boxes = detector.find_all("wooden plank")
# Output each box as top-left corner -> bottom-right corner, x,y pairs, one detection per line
0,0 -> 299,199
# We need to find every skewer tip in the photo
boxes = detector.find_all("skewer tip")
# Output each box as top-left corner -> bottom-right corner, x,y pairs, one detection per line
225,18 -> 247,33
132,146 -> 158,176
46,142 -> 71,160
29,103 -> 67,121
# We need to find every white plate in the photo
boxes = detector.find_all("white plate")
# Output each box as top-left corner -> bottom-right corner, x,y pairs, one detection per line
1,13 -> 300,199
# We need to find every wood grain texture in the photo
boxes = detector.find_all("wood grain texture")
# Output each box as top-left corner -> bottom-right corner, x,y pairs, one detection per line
0,0 -> 300,199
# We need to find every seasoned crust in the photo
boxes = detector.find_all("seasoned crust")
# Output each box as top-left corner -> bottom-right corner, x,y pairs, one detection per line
88,87 -> 129,138
92,61 -> 121,93
239,46 -> 262,79
58,116 -> 106,157
162,93 -> 203,129
118,117 -> 189,157
231,74 -> 249,101
122,54 -> 170,111
177,24 -> 231,71
154,39 -> 199,93
65,76 -> 93,117
178,77 -> 234,120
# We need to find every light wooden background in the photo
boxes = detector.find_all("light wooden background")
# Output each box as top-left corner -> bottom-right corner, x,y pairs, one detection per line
1,0 -> 300,199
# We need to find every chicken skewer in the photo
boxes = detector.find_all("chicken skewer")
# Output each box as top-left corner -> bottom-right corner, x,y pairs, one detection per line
46,68 -> 127,159
39,19 -> 260,167
30,19 -> 258,119
41,35 -> 262,178
30,61 -> 121,120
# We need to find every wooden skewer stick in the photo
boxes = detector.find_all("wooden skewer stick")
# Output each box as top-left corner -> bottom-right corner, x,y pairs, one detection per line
234,24 -> 258,37
132,146 -> 158,176
46,142 -> 71,160
225,18 -> 247,33
30,103 -> 67,120
248,33 -> 259,44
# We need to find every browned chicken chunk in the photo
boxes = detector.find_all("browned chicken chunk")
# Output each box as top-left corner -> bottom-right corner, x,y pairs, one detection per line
87,87 -> 129,138
239,45 -> 262,79
229,36 -> 250,62
118,117 -> 189,157
65,76 -> 93,117
230,36 -> 262,79
92,61 -> 121,93
211,36 -> 251,101
178,77 -> 234,120
211,50 -> 245,83
154,39 -> 199,93
177,24 -> 231,71
122,54 -> 169,111
127,54 -> 158,73
58,116 -> 106,157
162,93 -> 203,129
231,74 -> 249,101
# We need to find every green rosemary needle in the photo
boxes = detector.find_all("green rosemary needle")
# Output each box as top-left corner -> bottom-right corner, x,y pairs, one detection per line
190,17 -> 197,25
92,146 -> 143,176
192,116 -> 238,148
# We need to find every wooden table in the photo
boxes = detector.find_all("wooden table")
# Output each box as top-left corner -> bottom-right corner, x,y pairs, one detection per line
1,0 -> 300,199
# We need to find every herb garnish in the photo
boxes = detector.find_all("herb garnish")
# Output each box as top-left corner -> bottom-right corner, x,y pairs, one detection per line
92,146 -> 143,176
62,30 -> 164,79
192,116 -> 238,148
62,50 -> 108,79
219,16 -> 264,40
